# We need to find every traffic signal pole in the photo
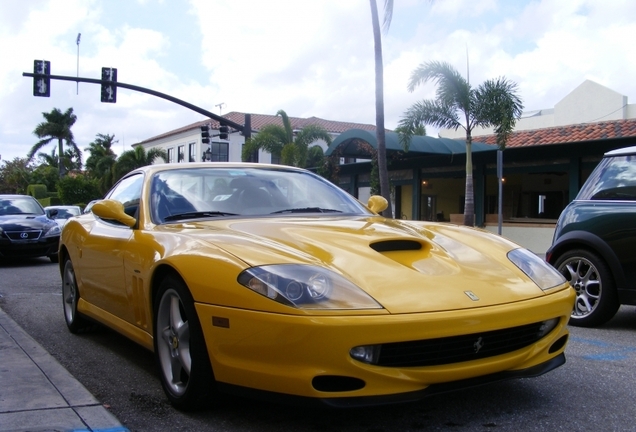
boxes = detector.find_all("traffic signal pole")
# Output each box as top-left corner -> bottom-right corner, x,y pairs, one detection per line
22,71 -> 248,133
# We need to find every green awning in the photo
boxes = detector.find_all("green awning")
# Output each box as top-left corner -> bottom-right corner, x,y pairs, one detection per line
325,129 -> 496,157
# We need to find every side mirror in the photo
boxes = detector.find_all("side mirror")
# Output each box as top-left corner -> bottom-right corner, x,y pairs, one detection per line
92,199 -> 136,228
367,195 -> 388,214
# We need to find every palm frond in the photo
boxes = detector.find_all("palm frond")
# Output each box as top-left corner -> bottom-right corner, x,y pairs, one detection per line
276,110 -> 294,143
382,0 -> 394,33
472,78 -> 524,149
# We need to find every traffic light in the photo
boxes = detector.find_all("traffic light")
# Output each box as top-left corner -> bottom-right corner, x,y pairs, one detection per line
200,125 -> 210,143
101,67 -> 117,103
33,60 -> 50,97
219,124 -> 229,140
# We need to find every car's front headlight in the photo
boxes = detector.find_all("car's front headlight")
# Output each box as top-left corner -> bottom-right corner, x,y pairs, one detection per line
508,248 -> 566,291
238,265 -> 383,310
43,224 -> 61,238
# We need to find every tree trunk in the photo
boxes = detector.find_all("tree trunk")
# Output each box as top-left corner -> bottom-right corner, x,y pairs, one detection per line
370,0 -> 393,218
57,138 -> 66,177
463,137 -> 474,226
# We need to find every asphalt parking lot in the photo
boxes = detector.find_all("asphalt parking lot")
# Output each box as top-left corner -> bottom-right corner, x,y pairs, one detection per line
1,258 -> 636,432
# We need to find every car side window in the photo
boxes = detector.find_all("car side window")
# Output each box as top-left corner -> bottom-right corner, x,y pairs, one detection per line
106,173 -> 144,218
578,155 -> 636,201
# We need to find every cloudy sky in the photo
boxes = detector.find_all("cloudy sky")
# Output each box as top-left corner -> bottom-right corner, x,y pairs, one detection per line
1,0 -> 635,163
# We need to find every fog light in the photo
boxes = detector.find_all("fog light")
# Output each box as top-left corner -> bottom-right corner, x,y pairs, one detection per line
350,345 -> 381,364
538,318 -> 559,338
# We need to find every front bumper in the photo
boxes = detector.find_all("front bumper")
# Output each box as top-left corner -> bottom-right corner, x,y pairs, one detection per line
0,236 -> 59,259
195,285 -> 574,403
217,352 -> 565,408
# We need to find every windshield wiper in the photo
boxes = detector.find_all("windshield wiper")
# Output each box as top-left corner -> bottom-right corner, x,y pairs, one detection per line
270,207 -> 342,214
163,211 -> 239,221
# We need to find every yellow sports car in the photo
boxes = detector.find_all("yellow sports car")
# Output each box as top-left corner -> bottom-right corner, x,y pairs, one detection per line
59,163 -> 574,410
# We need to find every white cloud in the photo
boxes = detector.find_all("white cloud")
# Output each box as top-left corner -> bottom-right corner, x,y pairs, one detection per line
1,0 -> 635,163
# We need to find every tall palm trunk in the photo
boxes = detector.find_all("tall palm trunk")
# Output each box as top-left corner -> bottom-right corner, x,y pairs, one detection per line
370,0 -> 393,217
464,135 -> 474,226
57,137 -> 66,177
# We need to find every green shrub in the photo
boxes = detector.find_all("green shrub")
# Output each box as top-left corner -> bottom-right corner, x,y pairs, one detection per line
27,184 -> 48,199
57,175 -> 100,206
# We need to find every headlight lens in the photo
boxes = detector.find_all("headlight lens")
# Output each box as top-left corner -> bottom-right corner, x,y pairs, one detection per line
508,248 -> 566,291
238,265 -> 383,310
43,224 -> 61,237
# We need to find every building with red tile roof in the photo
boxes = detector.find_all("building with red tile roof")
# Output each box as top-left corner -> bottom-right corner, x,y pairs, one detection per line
134,111 -> 378,164
327,81 -> 636,253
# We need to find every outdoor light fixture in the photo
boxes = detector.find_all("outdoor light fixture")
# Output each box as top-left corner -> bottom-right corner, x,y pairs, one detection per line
204,148 -> 212,161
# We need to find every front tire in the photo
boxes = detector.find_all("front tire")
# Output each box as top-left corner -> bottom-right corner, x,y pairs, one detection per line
154,275 -> 215,410
62,258 -> 92,333
554,249 -> 619,327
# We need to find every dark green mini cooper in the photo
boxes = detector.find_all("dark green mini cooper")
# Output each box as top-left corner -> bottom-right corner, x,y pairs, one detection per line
547,146 -> 636,327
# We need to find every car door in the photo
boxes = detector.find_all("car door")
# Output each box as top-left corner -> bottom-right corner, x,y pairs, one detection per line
79,174 -> 143,324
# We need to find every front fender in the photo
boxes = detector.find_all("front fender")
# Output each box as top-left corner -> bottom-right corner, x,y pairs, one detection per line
547,230 -> 626,291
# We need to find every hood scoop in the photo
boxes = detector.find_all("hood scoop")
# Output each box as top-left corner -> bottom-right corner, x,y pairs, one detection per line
370,239 -> 422,253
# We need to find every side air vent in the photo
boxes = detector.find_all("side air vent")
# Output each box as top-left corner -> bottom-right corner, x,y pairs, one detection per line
370,240 -> 422,253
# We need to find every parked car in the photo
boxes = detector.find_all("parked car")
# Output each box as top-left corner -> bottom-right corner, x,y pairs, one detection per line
45,205 -> 82,228
59,163 -> 574,409
547,145 -> 636,327
0,194 -> 61,262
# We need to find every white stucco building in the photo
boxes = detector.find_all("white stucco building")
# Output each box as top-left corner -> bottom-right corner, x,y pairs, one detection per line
133,111 -> 377,165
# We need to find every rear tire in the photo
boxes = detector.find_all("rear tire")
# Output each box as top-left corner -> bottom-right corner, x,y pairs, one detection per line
554,249 -> 619,327
62,258 -> 92,333
154,275 -> 215,410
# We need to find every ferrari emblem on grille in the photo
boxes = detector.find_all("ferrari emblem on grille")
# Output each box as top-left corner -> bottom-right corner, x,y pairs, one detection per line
474,336 -> 484,353
464,290 -> 479,301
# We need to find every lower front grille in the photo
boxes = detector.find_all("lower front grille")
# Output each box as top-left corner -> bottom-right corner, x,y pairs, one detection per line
377,321 -> 550,367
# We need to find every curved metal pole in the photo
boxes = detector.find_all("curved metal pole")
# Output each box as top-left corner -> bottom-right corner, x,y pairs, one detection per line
22,72 -> 247,132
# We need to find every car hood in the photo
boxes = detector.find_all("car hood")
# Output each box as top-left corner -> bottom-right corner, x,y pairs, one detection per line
0,214 -> 53,230
181,215 -> 546,314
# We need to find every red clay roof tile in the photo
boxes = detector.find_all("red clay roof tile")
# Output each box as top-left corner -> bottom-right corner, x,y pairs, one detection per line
478,119 -> 636,147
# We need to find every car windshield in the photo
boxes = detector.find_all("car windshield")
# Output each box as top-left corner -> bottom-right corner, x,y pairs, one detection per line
0,197 -> 45,216
150,167 -> 370,223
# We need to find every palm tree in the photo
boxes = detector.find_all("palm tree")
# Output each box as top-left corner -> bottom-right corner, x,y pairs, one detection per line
370,0 -> 393,217
30,107 -> 81,177
241,110 -> 332,168
398,61 -> 523,226
85,133 -> 118,194
36,148 -> 59,168
114,146 -> 168,181
37,147 -> 81,173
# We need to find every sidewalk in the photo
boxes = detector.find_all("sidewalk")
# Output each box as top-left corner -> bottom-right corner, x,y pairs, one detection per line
0,307 -> 129,432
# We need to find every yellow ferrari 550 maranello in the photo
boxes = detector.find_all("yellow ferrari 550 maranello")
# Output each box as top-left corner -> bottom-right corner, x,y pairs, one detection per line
59,162 -> 574,410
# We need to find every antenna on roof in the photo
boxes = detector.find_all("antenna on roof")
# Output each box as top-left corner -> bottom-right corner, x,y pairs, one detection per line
215,102 -> 226,116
